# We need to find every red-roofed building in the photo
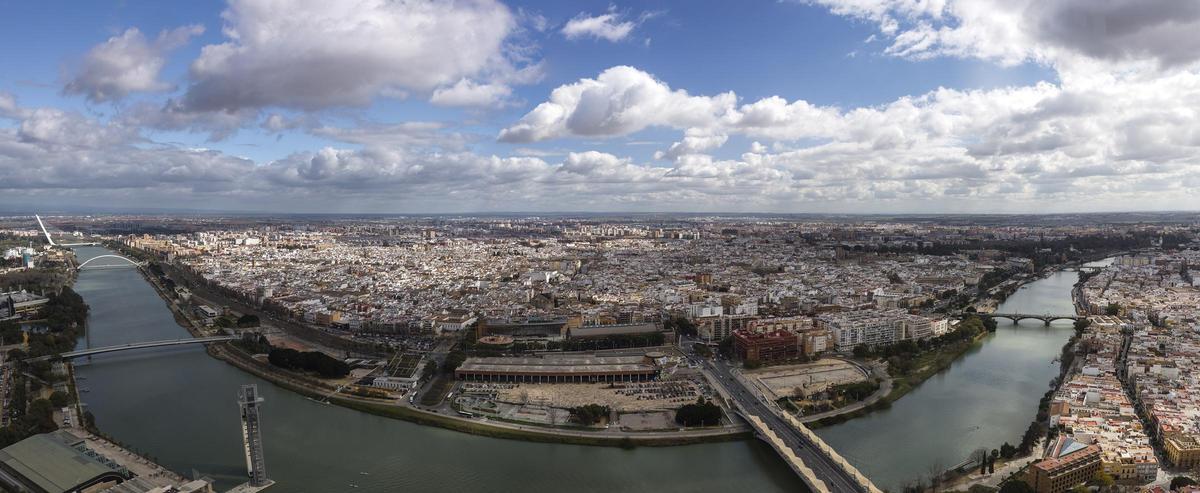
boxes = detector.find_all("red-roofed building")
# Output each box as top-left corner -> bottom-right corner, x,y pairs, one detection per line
1025,436 -> 1102,493
733,329 -> 800,364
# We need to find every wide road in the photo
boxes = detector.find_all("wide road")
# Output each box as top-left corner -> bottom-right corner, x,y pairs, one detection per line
706,358 -> 866,493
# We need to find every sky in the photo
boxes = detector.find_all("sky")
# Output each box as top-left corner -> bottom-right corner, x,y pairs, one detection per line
1,0 -> 1200,214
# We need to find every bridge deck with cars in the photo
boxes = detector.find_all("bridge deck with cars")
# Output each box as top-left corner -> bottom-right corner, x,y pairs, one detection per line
704,359 -> 880,493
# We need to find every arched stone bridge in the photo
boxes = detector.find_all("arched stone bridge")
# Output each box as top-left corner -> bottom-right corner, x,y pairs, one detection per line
956,312 -> 1082,326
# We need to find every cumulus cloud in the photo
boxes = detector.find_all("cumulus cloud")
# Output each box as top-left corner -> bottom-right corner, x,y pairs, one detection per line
801,0 -> 1200,72
561,11 -> 636,42
430,79 -> 513,107
181,0 -> 524,112
655,129 -> 728,162
0,103 -> 254,194
64,25 -> 204,102
496,63 -> 1200,210
13,0 -> 1200,213
498,66 -> 735,142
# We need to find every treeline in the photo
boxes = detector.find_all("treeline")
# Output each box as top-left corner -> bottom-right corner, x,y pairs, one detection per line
853,315 -> 992,376
560,332 -> 665,351
268,348 -> 351,378
237,334 -> 349,378
827,381 -> 879,401
44,286 -> 88,329
675,398 -> 721,427
9,286 -> 93,358
0,370 -> 56,448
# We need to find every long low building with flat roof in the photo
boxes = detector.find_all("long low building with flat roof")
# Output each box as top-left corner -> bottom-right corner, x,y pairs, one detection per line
0,430 -> 130,493
455,354 -> 661,383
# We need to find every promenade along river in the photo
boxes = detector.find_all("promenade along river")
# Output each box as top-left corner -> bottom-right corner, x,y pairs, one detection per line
815,259 -> 1115,490
69,246 -> 802,493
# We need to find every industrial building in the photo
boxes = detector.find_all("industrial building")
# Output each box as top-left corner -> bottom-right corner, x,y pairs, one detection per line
0,430 -> 130,493
455,354 -> 661,382
475,316 -> 569,340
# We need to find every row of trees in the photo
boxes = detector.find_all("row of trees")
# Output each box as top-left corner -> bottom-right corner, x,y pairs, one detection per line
674,398 -> 722,427
0,365 -> 56,448
570,404 -> 611,425
237,333 -> 350,378
853,315 -> 991,377
266,347 -> 351,378
561,332 -> 666,351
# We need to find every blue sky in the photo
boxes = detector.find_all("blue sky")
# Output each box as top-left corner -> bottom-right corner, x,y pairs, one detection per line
1,0 -> 1198,213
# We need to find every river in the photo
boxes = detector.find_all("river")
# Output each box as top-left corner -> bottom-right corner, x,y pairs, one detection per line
69,246 -> 801,492
814,258 -> 1115,490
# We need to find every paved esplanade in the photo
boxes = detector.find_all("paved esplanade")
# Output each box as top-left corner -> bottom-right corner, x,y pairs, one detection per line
705,359 -> 880,493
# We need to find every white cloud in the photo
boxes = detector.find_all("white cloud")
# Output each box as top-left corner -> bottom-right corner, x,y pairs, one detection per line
182,0 -> 524,111
562,11 -> 636,42
655,129 -> 728,161
496,63 -> 1200,210
801,0 -> 1200,75
430,79 -> 514,107
64,25 -> 204,102
498,66 -> 735,142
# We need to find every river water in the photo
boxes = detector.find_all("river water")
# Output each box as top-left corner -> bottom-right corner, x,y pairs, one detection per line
814,259 -> 1114,490
69,246 -> 801,492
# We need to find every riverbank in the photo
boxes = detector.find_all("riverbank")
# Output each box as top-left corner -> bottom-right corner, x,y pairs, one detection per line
211,342 -> 749,448
936,260 -> 1113,491
124,248 -> 750,449
807,330 -> 990,429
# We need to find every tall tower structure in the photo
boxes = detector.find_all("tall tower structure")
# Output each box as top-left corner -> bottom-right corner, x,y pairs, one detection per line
238,384 -> 269,486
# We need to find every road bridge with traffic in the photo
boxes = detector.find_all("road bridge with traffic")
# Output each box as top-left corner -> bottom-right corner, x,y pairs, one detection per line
704,359 -> 880,493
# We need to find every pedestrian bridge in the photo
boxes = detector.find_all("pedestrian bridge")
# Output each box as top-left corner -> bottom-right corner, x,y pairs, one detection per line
34,336 -> 236,361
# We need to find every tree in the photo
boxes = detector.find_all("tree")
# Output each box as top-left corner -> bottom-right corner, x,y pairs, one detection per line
717,336 -> 734,358
974,447 -> 990,475
1000,442 -> 1017,459
49,391 -> 69,408
675,398 -> 722,427
1091,470 -> 1114,488
853,344 -> 871,358
1171,476 -> 1198,491
693,344 -> 712,358
1105,303 -> 1121,316
570,404 -> 610,425
999,479 -> 1035,493
441,350 -> 467,373
236,314 -> 261,328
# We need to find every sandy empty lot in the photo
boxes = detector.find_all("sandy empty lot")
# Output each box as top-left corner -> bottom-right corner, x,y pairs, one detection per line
748,359 -> 868,400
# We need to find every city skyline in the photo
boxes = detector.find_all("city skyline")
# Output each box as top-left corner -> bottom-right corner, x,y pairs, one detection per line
3,0 -> 1200,214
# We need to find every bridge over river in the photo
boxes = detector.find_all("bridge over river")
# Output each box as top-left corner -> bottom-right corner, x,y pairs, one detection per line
30,336 -> 236,362
955,312 -> 1082,326
704,358 -> 881,493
